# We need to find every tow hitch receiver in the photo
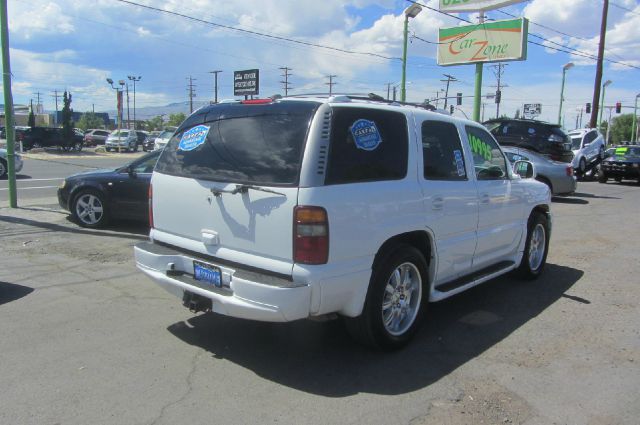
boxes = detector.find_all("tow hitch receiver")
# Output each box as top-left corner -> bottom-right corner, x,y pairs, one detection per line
182,291 -> 212,313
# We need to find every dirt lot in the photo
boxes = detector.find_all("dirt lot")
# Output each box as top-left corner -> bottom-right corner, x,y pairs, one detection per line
1,180 -> 639,425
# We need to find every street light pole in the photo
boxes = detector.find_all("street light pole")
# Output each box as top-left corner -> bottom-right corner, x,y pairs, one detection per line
632,93 -> 639,143
401,4 -> 422,102
598,79 -> 612,129
558,62 -> 574,125
128,76 -> 141,129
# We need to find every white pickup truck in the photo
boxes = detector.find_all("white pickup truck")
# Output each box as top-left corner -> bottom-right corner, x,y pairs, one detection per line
135,95 -> 551,349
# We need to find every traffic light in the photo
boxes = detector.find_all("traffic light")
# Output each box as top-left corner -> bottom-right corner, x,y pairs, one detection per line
456,92 -> 462,106
450,105 -> 454,114
495,90 -> 501,104
616,102 -> 621,113
586,103 -> 591,113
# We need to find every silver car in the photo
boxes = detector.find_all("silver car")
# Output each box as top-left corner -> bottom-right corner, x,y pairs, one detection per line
0,148 -> 23,178
568,128 -> 605,174
105,129 -> 139,152
503,146 -> 576,196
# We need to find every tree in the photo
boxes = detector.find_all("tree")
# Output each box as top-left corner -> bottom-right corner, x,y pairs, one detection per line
28,100 -> 36,127
514,108 -> 521,119
609,113 -> 634,144
599,121 -> 608,138
76,112 -> 104,131
146,115 -> 165,131
167,113 -> 186,127
61,91 -> 74,142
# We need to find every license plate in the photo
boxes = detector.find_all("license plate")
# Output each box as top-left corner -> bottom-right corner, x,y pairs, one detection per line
193,260 -> 222,288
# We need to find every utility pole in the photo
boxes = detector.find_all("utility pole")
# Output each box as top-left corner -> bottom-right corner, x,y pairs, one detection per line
208,70 -> 222,103
590,0 -> 609,129
51,89 -> 61,126
279,67 -> 292,96
441,74 -> 457,109
326,75 -> 337,96
33,91 -> 42,111
490,63 -> 508,119
125,83 -> 131,129
1,0 -> 17,207
386,83 -> 393,100
128,75 -> 141,129
187,76 -> 197,114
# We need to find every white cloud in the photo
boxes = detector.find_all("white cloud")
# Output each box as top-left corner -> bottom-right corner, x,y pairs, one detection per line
9,1 -> 75,39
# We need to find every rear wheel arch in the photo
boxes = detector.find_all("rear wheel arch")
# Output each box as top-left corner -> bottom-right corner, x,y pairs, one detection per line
535,176 -> 553,194
373,231 -> 433,273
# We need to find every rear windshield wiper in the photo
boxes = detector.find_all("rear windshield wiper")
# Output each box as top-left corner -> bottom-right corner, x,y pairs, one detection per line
210,184 -> 286,197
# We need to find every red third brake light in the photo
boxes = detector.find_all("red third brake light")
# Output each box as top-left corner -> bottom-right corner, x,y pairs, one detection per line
293,206 -> 329,265
148,183 -> 154,229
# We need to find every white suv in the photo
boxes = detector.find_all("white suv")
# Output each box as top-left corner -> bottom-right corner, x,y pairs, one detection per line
105,129 -> 139,152
568,128 -> 605,174
134,95 -> 551,349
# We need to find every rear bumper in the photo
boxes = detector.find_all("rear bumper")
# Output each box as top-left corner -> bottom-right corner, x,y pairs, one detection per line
134,241 -> 312,322
601,165 -> 640,179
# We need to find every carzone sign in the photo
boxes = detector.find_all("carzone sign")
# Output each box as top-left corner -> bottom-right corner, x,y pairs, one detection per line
439,0 -> 526,12
437,18 -> 528,66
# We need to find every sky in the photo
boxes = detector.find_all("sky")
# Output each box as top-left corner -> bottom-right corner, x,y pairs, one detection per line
4,0 -> 640,128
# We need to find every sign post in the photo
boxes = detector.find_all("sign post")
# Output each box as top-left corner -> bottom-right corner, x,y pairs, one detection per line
234,69 -> 260,97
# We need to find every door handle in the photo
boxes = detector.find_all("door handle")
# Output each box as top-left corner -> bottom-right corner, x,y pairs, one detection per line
432,196 -> 444,210
480,193 -> 490,204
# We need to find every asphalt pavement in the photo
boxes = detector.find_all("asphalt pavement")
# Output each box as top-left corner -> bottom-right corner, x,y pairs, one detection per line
1,179 -> 639,425
0,148 -> 146,208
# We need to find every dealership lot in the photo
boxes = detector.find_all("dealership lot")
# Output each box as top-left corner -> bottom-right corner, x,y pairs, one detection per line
1,178 -> 639,425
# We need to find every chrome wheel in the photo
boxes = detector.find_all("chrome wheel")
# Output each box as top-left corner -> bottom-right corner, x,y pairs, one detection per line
0,160 -> 6,178
528,223 -> 546,271
381,262 -> 422,336
75,193 -> 104,225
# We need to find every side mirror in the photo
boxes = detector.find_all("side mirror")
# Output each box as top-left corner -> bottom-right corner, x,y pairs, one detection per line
513,160 -> 535,179
127,165 -> 137,178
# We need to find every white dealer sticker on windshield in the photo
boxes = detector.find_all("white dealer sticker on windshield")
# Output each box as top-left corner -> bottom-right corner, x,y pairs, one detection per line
351,119 -> 382,151
178,125 -> 210,151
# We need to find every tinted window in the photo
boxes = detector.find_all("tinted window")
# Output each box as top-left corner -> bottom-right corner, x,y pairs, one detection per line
132,152 -> 160,173
155,102 -> 319,185
584,131 -> 596,144
504,151 -> 529,162
325,107 -> 408,185
502,122 -> 527,136
466,126 -> 508,180
422,120 -> 467,180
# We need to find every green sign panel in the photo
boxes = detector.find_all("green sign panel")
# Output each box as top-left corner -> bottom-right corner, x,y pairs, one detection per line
439,0 -> 526,13
437,18 -> 528,66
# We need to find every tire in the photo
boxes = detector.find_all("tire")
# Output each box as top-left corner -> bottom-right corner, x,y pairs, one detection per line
106,147 -> 112,152
516,212 -> 550,280
61,145 -> 72,152
615,177 -> 623,183
599,146 -> 605,160
345,244 -> 428,350
73,141 -> 83,152
598,170 -> 608,183
578,158 -> 586,175
72,189 -> 109,228
0,159 -> 7,179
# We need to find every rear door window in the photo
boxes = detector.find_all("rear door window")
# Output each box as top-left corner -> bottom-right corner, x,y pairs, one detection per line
422,120 -> 467,180
325,107 -> 408,185
155,102 -> 319,186
466,126 -> 509,180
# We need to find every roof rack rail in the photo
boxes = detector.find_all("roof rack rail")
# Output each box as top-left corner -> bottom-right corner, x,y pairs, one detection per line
284,92 -> 436,111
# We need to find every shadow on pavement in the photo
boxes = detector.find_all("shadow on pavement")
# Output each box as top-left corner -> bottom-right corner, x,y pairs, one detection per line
571,192 -> 621,199
168,263 -> 582,397
0,281 -> 34,306
0,213 -> 148,240
552,196 -> 588,204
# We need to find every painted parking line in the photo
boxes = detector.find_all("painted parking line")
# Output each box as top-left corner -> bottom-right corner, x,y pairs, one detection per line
0,186 -> 60,191
16,178 -> 65,182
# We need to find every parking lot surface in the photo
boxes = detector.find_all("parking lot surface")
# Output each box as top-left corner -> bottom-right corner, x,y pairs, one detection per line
1,180 -> 639,425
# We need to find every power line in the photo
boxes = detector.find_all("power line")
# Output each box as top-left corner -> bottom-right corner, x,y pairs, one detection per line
115,0 -> 400,61
610,1 -> 640,17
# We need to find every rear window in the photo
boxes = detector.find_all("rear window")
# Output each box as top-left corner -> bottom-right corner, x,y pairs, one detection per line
155,102 -> 319,185
325,107 -> 408,185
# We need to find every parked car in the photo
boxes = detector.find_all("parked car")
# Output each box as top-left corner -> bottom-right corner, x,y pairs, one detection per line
143,131 -> 160,152
135,130 -> 148,145
83,129 -> 110,146
58,150 -> 161,227
152,128 -> 176,151
598,145 -> 640,184
134,96 -> 551,349
0,148 -> 23,178
484,118 -> 574,163
502,146 -> 576,196
15,127 -> 84,151
568,128 -> 605,174
105,129 -> 139,152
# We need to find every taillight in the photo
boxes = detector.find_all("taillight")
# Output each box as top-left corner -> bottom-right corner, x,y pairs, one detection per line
566,166 -> 574,176
293,206 -> 328,265
148,183 -> 154,228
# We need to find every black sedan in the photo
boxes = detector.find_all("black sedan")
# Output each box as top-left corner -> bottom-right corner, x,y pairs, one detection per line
598,145 -> 640,184
58,150 -> 161,228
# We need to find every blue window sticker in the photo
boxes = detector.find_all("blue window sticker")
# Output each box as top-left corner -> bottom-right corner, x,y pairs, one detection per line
350,119 -> 382,151
453,149 -> 466,177
178,125 -> 210,151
